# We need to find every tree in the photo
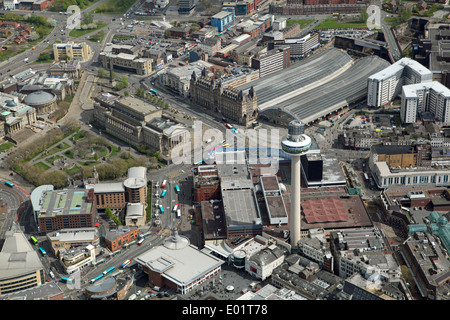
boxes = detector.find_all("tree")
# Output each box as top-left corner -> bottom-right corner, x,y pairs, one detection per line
397,6 -> 412,23
97,68 -> 108,78
44,170 -> 68,189
82,12 -> 94,25
37,51 -> 51,61
115,76 -> 128,90
124,90 -> 129,96
360,7 -> 369,23
47,18 -> 57,27
29,31 -> 40,41
136,87 -> 145,98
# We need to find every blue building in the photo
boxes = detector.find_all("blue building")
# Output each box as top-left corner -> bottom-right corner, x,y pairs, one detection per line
211,10 -> 235,32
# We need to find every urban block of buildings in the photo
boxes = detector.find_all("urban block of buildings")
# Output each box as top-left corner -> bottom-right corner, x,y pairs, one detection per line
93,94 -> 188,159
0,91 -> 37,140
53,42 -> 92,62
401,81 -> 450,124
135,232 -> 224,294
0,225 -> 45,296
367,57 -> 433,108
99,44 -> 153,76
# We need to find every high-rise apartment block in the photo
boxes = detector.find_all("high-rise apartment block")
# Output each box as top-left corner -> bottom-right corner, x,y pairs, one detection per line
367,58 -> 432,107
251,47 -> 290,78
401,81 -> 450,124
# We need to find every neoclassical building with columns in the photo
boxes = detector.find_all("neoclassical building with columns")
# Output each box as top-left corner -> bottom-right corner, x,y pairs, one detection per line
0,92 -> 37,139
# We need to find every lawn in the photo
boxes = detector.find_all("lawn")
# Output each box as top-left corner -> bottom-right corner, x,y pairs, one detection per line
64,148 -> 75,159
34,161 -> 51,170
64,165 -> 81,175
286,19 -> 314,28
72,129 -> 85,141
45,154 -> 62,164
69,23 -> 107,37
316,18 -> 368,30
88,30 -> 105,43
37,141 -> 71,160
0,142 -> 15,151
109,145 -> 122,158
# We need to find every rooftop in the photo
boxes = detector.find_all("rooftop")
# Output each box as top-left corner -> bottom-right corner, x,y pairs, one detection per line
301,195 -> 373,230
222,188 -> 261,228
93,182 -> 124,194
135,242 -> 224,287
402,81 -> 450,99
237,48 -> 390,124
369,57 -> 432,81
0,228 -> 44,281
39,189 -> 92,218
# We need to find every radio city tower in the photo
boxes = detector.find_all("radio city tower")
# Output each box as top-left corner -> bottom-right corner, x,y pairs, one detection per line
281,120 -> 312,248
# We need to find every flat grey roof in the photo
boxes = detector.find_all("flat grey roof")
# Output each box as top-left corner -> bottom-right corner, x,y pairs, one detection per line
93,182 -> 124,193
265,195 -> 288,218
135,244 -> 224,286
237,49 -> 390,124
0,229 -> 44,281
30,184 -> 54,213
222,188 -> 260,227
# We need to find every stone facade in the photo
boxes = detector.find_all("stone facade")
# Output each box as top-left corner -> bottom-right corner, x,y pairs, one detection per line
190,72 -> 258,127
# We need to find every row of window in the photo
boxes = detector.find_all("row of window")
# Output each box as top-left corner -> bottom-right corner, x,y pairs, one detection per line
382,174 -> 450,186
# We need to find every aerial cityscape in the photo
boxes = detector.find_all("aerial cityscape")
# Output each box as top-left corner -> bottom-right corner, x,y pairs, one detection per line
0,0 -> 449,307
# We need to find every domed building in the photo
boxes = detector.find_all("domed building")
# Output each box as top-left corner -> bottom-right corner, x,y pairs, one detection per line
23,91 -> 57,114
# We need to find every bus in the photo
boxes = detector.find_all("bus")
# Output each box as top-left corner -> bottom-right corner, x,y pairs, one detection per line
177,209 -> 181,219
61,277 -> 74,285
161,189 -> 167,198
161,180 -> 167,188
159,205 -> 164,214
121,259 -> 132,268
363,173 -> 369,181
39,247 -> 47,256
30,236 -> 38,246
149,89 -> 159,96
103,267 -> 116,275
173,203 -> 178,213
90,274 -> 104,283
138,238 -> 145,246
225,123 -> 233,129
4,181 -> 14,188
175,185 -> 180,194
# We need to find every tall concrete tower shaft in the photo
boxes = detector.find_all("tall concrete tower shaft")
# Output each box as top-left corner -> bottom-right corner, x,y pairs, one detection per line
280,120 -> 312,248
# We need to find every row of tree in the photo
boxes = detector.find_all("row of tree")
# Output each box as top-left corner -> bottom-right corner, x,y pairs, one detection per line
136,88 -> 170,109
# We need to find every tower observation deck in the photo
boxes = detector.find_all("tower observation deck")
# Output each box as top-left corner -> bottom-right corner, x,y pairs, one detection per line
281,120 -> 312,155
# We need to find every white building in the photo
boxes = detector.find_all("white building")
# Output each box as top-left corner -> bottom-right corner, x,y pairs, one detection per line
371,161 -> 450,188
158,60 -> 213,97
297,233 -> 333,272
284,33 -> 319,59
331,229 -> 401,281
245,243 -> 286,281
59,244 -> 96,275
401,81 -> 450,124
367,58 -> 432,107
155,0 -> 169,8
3,0 -> 18,9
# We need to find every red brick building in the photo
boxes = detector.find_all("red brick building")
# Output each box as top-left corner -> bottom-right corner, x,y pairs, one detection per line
193,165 -> 221,203
104,226 -> 140,252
